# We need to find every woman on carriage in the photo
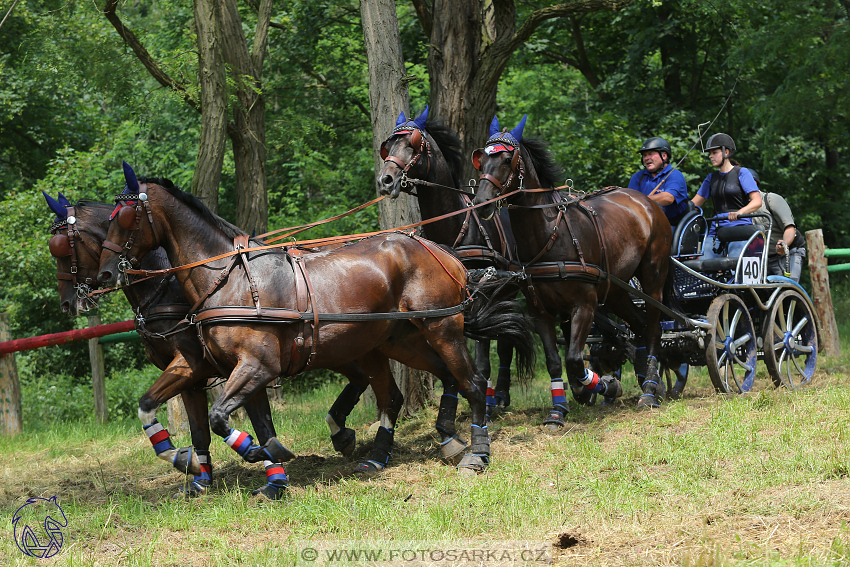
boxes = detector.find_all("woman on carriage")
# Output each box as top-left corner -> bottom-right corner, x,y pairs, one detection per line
690,133 -> 762,260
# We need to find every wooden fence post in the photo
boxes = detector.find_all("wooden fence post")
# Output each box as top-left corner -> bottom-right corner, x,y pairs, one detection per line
87,315 -> 108,424
0,314 -> 23,436
805,229 -> 841,357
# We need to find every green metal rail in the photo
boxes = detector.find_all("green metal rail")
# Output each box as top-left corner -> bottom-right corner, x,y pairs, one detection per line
824,248 -> 850,273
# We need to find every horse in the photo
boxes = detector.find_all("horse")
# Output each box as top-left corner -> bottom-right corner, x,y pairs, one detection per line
43,193 -> 293,499
472,115 -> 673,424
97,164 -> 535,476
376,107 -> 530,416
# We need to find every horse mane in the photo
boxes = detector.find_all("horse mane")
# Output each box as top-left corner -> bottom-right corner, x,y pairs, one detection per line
425,122 -> 465,187
520,137 -> 564,190
140,177 -> 248,240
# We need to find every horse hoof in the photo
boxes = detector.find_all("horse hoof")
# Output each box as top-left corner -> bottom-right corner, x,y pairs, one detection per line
542,409 -> 566,430
637,394 -> 660,409
439,434 -> 467,461
331,428 -> 357,457
670,380 -> 687,400
456,453 -> 489,474
251,483 -> 288,501
353,460 -> 385,476
174,479 -> 211,499
171,447 -> 202,476
487,401 -> 508,420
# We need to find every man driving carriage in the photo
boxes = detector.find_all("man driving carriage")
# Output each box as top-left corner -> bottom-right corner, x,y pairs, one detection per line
628,137 -> 690,228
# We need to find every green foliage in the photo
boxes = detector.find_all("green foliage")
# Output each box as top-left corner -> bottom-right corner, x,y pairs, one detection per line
20,364 -> 160,427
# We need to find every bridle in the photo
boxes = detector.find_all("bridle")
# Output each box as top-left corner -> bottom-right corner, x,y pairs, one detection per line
48,208 -> 102,307
380,127 -> 431,191
473,140 -> 525,207
104,186 -> 158,276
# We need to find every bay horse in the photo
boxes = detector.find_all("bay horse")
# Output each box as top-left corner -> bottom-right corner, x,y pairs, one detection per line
97,165 -> 534,476
472,115 -> 672,423
376,107 -> 530,416
43,193 -> 292,499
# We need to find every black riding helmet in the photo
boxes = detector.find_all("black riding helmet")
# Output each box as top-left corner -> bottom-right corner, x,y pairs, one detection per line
705,133 -> 736,158
638,137 -> 672,163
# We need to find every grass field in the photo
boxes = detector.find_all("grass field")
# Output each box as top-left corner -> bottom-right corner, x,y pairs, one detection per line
3,350 -> 850,566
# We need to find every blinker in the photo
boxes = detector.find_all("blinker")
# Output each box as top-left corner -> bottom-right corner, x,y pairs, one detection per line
118,204 -> 137,230
49,233 -> 71,258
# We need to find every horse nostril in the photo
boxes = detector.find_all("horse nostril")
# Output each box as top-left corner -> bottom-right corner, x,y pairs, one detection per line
381,174 -> 394,186
99,270 -> 112,283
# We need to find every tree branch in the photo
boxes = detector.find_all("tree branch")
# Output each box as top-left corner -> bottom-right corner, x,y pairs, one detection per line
410,0 -> 433,39
102,0 -> 200,113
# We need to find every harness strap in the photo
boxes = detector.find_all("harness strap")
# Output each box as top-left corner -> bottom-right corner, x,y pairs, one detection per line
234,235 -> 261,316
293,254 -> 320,365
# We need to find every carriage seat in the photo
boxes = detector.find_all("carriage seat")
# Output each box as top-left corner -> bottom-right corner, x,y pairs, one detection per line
680,256 -> 738,273
716,223 -> 761,243
671,202 -> 705,257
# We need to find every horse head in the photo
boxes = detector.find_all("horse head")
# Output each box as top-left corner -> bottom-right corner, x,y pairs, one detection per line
43,193 -> 110,315
98,162 -> 161,287
472,114 -> 528,220
378,106 -> 431,198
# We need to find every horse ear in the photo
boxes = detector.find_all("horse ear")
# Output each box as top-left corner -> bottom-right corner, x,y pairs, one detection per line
122,161 -> 140,194
510,114 -> 527,143
42,191 -> 67,219
395,111 -> 407,127
489,116 -> 500,137
472,149 -> 484,171
414,105 -> 429,129
57,192 -> 71,207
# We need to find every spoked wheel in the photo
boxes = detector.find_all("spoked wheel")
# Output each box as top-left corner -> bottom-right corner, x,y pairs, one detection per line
705,294 -> 757,394
762,289 -> 818,389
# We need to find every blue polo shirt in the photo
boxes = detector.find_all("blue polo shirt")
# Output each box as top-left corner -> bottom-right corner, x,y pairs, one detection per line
628,164 -> 689,223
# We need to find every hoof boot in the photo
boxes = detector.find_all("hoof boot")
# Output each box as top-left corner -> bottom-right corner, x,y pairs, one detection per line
251,482 -> 288,501
637,393 -> 660,409
331,428 -> 357,457
353,460 -> 385,475
171,447 -> 201,476
439,434 -> 467,461
542,409 -> 566,430
457,453 -> 489,474
175,479 -> 211,499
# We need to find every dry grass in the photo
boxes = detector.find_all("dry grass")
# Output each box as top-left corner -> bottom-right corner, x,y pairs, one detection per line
2,365 -> 850,566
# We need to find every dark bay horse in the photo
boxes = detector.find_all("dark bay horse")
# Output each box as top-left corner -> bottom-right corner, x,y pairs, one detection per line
472,116 -> 672,423
43,194 -> 291,499
376,108 -> 528,415
98,166 -> 534,476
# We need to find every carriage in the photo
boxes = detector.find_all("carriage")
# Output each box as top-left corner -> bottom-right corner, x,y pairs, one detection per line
587,205 -> 820,398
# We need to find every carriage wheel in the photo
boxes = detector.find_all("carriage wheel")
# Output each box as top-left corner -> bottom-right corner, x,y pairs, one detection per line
762,289 -> 818,389
705,294 -> 757,394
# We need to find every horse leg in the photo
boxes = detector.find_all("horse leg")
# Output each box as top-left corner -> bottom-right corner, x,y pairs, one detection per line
637,302 -> 664,408
351,352 -> 403,474
409,314 -> 490,474
326,363 -> 370,457
240,388 -> 290,500
488,338 -> 514,418
562,305 -> 622,420
473,340 -> 497,415
137,354 -> 205,477
174,387 -> 213,497
532,313 -> 570,429
207,354 -> 295,498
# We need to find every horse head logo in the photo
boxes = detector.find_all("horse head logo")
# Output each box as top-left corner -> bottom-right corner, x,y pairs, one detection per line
12,496 -> 68,558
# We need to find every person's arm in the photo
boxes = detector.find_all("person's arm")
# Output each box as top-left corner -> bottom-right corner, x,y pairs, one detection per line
650,192 -> 675,206
776,225 -> 797,254
728,191 -> 762,220
691,194 -> 707,207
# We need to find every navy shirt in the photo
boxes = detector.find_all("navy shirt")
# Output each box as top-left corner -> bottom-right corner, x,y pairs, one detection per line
628,164 -> 689,223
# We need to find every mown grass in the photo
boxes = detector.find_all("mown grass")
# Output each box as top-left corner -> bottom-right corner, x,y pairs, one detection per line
2,353 -> 850,567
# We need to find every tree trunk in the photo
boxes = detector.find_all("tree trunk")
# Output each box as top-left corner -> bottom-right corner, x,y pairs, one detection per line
220,0 -> 272,234
360,0 -> 435,417
192,0 -> 228,213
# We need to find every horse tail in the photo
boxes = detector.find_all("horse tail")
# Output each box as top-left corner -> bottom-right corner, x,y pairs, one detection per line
463,276 -> 536,381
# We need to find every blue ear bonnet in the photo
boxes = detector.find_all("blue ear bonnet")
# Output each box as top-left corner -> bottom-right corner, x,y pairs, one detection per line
122,161 -> 140,194
485,114 -> 527,148
392,106 -> 429,134
43,191 -> 70,222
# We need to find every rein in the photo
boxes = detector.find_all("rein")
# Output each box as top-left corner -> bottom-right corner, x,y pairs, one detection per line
115,186 -> 525,280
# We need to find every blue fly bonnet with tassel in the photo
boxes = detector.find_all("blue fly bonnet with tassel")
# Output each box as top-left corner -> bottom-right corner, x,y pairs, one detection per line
391,106 -> 429,136
483,114 -> 527,155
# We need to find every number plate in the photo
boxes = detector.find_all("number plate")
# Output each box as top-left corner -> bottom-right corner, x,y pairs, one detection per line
740,256 -> 760,285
